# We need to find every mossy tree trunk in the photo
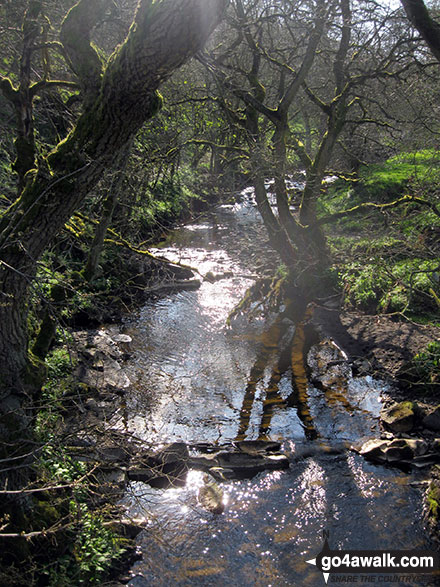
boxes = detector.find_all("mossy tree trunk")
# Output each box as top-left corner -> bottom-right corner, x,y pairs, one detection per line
229,0 -> 328,280
222,0 -> 352,293
0,0 -> 227,490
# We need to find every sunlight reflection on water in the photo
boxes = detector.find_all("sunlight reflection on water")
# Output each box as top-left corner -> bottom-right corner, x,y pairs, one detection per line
122,189 -> 433,586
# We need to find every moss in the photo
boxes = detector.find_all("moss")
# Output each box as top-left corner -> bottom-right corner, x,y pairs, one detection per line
336,258 -> 439,315
33,499 -> 61,527
24,349 -> 47,389
426,475 -> 440,521
151,90 -> 163,116
65,216 -> 88,239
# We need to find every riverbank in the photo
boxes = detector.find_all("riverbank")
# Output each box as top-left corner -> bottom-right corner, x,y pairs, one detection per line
313,305 -> 439,382
312,303 -> 440,539
4,198 -> 438,585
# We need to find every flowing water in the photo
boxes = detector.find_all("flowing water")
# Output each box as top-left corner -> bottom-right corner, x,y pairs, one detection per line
119,187 -> 436,586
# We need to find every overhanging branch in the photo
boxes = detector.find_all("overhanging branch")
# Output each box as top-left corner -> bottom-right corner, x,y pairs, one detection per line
310,194 -> 440,228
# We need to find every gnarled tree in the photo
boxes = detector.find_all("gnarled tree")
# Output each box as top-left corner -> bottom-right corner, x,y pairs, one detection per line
0,0 -> 227,479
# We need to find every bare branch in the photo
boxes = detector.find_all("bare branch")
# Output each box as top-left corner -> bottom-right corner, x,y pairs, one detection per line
310,194 -> 440,228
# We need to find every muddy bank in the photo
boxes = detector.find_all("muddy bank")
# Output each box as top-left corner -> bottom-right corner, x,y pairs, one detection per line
313,305 -> 439,381
341,311 -> 439,377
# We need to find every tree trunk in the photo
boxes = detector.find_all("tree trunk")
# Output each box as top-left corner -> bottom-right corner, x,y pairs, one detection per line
400,0 -> 440,63
0,0 -> 228,502
0,0 -> 227,392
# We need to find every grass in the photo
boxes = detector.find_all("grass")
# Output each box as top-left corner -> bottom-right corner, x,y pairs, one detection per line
322,149 -> 440,211
322,149 -> 440,317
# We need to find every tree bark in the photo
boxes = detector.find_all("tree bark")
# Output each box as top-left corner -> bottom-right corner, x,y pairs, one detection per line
401,0 -> 440,63
13,1 -> 43,191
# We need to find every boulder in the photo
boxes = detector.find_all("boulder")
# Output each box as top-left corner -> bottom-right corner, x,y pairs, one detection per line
106,517 -> 148,539
358,437 -> 439,468
129,442 -> 189,488
423,405 -> 440,432
234,439 -> 282,455
307,340 -> 351,392
74,329 -> 123,360
190,449 -> 289,479
380,401 -> 416,433
197,474 -> 225,514
129,441 -> 289,485
111,333 -> 132,344
76,357 -> 130,391
92,467 -> 127,498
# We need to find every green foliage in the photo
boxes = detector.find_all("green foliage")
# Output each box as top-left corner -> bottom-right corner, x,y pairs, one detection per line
40,501 -> 126,586
427,483 -> 440,520
339,258 -> 439,314
426,467 -> 440,526
46,347 -> 73,380
35,347 -> 75,437
36,479 -> 126,585
411,341 -> 440,392
34,352 -> 126,585
129,169 -> 203,236
325,149 -> 440,209
39,443 -> 87,485
324,149 -> 440,317
71,504 -> 125,585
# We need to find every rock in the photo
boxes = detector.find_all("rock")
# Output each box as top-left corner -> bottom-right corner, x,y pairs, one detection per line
423,406 -> 440,432
144,279 -> 201,294
358,437 -> 439,468
67,436 -> 94,448
129,442 -> 189,488
204,271 -> 234,283
111,334 -> 132,344
208,467 -> 236,481
102,359 -> 131,389
307,340 -> 351,391
73,328 -> 132,361
190,450 -> 289,479
197,474 -> 224,514
152,442 -> 189,465
128,441 -> 289,485
76,358 -> 130,391
92,468 -> 127,498
381,401 -> 416,433
358,438 -> 389,461
292,442 -> 346,460
234,440 -> 282,455
98,446 -> 130,463
127,467 -> 156,484
384,439 -> 418,462
84,397 -> 100,413
106,517 -> 148,539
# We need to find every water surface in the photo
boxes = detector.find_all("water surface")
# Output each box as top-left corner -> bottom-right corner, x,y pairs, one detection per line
120,189 -> 435,586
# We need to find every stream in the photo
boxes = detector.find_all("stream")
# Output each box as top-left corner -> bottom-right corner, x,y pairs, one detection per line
118,185 -> 435,586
